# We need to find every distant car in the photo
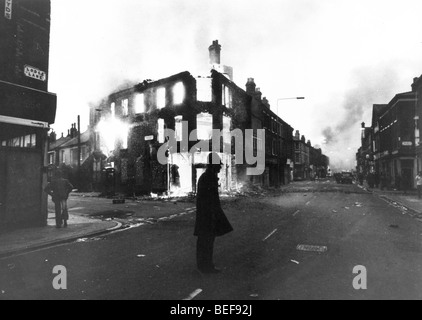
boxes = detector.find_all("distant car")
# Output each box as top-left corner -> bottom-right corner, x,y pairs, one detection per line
340,172 -> 354,184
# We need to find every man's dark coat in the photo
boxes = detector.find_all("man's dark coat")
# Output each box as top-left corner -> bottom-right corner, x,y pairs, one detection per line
194,170 -> 233,237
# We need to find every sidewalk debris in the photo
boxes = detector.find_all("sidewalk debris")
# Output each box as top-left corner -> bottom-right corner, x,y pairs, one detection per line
290,260 -> 300,264
296,244 -> 328,253
250,294 -> 259,298
137,254 -> 146,258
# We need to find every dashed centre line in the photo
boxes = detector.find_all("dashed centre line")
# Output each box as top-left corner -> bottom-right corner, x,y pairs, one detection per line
183,288 -> 203,300
263,229 -> 278,241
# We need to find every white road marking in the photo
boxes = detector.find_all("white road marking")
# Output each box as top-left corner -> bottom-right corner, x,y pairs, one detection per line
296,244 -> 328,253
263,229 -> 278,241
69,207 -> 85,211
183,288 -> 203,300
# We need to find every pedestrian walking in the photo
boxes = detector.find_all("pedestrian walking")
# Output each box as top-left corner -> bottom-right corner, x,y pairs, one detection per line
415,172 -> 422,199
194,152 -> 233,274
44,170 -> 74,228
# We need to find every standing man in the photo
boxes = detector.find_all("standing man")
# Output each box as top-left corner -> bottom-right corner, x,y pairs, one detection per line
194,153 -> 233,274
415,172 -> 422,199
44,170 -> 74,228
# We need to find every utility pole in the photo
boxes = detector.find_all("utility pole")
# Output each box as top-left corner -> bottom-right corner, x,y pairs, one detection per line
77,115 -> 81,189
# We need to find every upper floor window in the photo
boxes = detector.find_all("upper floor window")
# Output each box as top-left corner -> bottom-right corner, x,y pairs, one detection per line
175,116 -> 183,142
173,82 -> 185,105
197,77 -> 212,102
134,93 -> 145,114
122,99 -> 129,116
223,116 -> 231,145
197,113 -> 213,140
222,85 -> 232,108
158,118 -> 165,143
157,87 -> 166,109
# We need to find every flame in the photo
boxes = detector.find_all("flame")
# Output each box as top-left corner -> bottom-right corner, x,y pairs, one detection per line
96,117 -> 130,155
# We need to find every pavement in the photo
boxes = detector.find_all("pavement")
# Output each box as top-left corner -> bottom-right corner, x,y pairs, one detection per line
357,182 -> 422,219
0,211 -> 121,259
2,179 -> 422,259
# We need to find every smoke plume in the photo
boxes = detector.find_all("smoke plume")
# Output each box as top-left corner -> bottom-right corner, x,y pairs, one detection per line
321,66 -> 400,171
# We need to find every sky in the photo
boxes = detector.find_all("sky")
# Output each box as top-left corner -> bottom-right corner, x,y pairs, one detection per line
48,0 -> 422,170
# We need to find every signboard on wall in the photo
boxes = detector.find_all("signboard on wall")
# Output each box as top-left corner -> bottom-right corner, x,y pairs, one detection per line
4,0 -> 12,19
24,65 -> 47,82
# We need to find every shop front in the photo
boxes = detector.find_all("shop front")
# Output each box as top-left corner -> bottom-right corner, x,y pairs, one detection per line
0,80 -> 56,230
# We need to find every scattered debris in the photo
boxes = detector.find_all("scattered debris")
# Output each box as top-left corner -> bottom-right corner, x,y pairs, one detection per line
76,237 -> 101,243
290,260 -> 300,264
183,289 -> 203,301
296,244 -> 328,253
250,294 -> 259,298
332,210 -> 338,213
137,254 -> 146,258
7,264 -> 15,270
1,290 -> 5,294
112,199 -> 125,204
344,207 -> 350,210
389,225 -> 399,229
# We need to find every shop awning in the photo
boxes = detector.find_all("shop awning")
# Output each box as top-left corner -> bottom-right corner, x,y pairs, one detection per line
0,80 -> 57,124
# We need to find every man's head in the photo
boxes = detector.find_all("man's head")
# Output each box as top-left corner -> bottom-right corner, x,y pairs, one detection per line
207,152 -> 222,174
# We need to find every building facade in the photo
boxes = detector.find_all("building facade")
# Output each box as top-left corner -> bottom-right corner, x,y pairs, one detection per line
357,79 -> 418,189
0,0 -> 56,229
88,40 -> 327,195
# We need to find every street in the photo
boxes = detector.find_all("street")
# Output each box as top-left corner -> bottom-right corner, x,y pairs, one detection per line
1,179 -> 422,300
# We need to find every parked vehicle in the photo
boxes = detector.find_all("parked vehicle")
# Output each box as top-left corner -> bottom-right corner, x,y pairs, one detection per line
340,171 -> 354,184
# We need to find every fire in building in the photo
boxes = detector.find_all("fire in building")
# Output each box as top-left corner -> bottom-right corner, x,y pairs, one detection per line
90,40 -> 329,196
0,0 -> 57,229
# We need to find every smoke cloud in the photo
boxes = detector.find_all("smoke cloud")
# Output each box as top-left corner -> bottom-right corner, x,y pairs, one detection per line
321,66 -> 400,171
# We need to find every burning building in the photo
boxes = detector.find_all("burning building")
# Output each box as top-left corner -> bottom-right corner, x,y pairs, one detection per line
90,40 -> 305,196
0,0 -> 57,229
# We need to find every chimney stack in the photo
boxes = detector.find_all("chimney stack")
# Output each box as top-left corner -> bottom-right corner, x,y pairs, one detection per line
209,40 -> 221,65
412,77 -> 419,92
245,78 -> 256,94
